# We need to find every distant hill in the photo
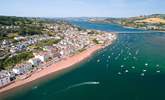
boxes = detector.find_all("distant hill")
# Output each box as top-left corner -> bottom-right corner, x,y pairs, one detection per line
88,14 -> 165,31
135,18 -> 165,24
148,14 -> 165,19
0,16 -> 57,39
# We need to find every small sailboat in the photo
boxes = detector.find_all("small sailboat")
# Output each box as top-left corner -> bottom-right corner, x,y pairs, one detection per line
118,72 -> 122,75
135,49 -> 139,55
131,66 -> 135,69
120,65 -> 124,68
125,70 -> 129,73
97,59 -> 100,63
141,73 -> 145,76
145,63 -> 148,66
142,69 -> 147,72
133,56 -> 137,60
156,64 -> 160,67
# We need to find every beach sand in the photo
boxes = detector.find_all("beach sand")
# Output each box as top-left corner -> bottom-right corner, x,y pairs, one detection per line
0,45 -> 103,93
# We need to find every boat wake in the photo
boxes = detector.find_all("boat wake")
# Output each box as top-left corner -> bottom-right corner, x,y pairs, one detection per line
54,81 -> 100,94
67,81 -> 100,89
32,86 -> 38,90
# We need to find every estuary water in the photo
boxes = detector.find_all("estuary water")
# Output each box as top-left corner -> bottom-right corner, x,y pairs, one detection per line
1,21 -> 165,100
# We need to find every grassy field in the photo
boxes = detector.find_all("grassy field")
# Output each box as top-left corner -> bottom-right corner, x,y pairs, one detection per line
135,18 -> 165,24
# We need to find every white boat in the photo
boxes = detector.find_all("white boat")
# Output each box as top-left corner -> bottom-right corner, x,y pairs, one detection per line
118,72 -> 122,75
125,70 -> 129,73
145,63 -> 148,66
120,65 -> 124,68
143,69 -> 147,72
133,56 -> 137,59
135,49 -> 139,55
97,59 -> 100,63
131,66 -> 135,69
141,73 -> 145,76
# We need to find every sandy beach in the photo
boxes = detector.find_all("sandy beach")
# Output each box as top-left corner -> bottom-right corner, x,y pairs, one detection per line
0,45 -> 103,93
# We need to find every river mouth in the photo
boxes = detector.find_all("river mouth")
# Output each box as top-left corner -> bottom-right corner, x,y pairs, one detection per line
2,21 -> 165,100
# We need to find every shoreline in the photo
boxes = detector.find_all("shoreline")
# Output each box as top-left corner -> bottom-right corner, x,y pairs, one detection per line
89,21 -> 165,33
0,45 -> 104,93
122,26 -> 165,32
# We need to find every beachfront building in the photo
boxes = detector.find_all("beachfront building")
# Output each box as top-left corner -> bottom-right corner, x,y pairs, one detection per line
0,70 -> 11,87
0,76 -> 11,88
43,46 -> 61,58
12,63 -> 33,75
34,52 -> 53,62
28,58 -> 42,66
108,33 -> 116,40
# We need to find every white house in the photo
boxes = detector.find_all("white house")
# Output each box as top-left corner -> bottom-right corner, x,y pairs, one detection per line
0,71 -> 11,87
28,58 -> 42,67
12,63 -> 33,75
0,76 -> 11,87
14,36 -> 26,41
34,52 -> 52,62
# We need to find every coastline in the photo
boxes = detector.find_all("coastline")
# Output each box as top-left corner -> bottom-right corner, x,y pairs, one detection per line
122,25 -> 165,32
0,45 -> 104,93
88,21 -> 165,33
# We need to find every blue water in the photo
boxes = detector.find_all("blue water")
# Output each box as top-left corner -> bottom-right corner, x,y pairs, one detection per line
71,20 -> 152,33
1,20 -> 165,100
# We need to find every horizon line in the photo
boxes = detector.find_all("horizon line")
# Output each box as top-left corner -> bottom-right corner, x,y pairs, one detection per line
0,13 -> 165,19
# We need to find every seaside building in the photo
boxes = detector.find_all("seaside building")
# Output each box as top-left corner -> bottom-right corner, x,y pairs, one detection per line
43,46 -> 61,58
0,76 -> 11,88
0,70 -> 11,88
12,63 -> 33,75
34,52 -> 53,62
108,33 -> 116,40
28,58 -> 42,66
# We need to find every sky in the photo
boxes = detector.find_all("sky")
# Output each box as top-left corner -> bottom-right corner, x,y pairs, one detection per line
0,0 -> 165,17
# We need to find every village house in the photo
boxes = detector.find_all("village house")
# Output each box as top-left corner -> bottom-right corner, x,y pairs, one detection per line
43,46 -> 61,58
12,63 -> 33,75
0,70 -> 11,88
34,52 -> 53,62
0,76 -> 11,88
14,36 -> 26,41
108,33 -> 116,40
28,58 -> 42,66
